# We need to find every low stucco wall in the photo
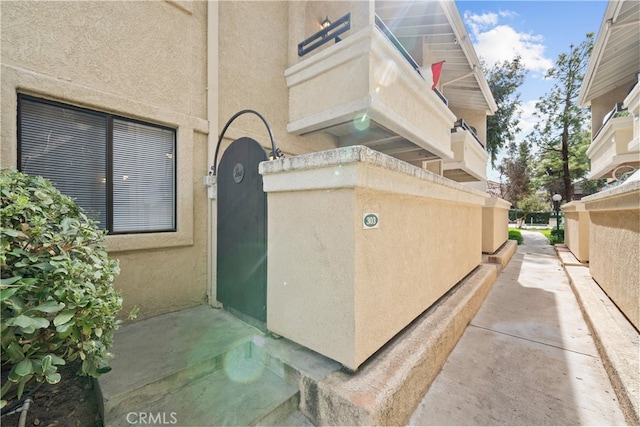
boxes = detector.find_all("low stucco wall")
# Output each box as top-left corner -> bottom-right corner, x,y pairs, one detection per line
583,180 -> 640,331
562,201 -> 590,263
482,197 -> 511,254
260,146 -> 486,369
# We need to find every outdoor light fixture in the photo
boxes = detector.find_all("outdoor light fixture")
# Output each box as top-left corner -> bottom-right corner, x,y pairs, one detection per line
552,193 -> 562,236
299,13 -> 350,56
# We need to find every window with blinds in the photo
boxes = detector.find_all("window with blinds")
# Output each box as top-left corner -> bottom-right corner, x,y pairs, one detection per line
18,95 -> 176,234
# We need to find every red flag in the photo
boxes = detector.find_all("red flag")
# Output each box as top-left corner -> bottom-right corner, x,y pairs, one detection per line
431,60 -> 445,90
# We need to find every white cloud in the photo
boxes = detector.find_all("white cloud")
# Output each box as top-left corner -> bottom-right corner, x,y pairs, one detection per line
517,99 -> 539,138
464,11 -> 553,74
464,11 -> 499,35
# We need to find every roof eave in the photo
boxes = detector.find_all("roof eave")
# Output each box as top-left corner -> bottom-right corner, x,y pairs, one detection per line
578,0 -> 625,106
441,0 -> 498,114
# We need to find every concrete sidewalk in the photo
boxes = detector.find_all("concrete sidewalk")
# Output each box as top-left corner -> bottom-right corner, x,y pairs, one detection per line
409,230 -> 628,426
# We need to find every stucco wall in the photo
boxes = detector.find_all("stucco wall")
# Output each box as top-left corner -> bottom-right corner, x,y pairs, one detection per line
583,182 -> 640,331
1,1 -> 210,320
590,84 -> 634,132
218,1 -> 337,157
562,201 -> 590,263
482,197 -> 510,254
261,146 -> 485,369
352,188 -> 482,364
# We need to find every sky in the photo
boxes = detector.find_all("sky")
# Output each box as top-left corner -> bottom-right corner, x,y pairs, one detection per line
455,0 -> 608,181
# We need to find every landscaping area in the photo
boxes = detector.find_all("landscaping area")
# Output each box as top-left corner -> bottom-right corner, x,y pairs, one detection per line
508,227 -> 565,245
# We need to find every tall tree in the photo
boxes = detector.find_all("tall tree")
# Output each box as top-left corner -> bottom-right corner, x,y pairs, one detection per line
529,34 -> 594,201
484,57 -> 526,168
498,139 -> 533,208
532,129 -> 592,198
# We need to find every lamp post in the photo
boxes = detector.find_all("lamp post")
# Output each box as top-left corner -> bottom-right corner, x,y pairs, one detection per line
552,193 -> 562,236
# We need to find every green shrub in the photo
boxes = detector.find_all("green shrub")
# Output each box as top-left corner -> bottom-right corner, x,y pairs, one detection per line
1,170 -> 122,407
508,229 -> 523,245
508,209 -> 552,224
549,228 -> 565,244
540,228 -> 565,244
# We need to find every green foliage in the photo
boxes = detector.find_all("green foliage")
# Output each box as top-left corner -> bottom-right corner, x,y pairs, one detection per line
508,229 -> 523,245
540,228 -> 565,244
532,130 -> 591,197
518,193 -> 546,218
1,170 -> 122,407
579,178 -> 607,196
528,33 -> 594,201
484,57 -> 527,168
499,140 -> 534,208
509,210 -> 552,224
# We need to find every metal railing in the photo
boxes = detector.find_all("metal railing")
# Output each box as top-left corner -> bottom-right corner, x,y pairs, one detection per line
452,118 -> 484,149
593,102 -> 627,140
298,13 -> 351,57
374,15 -> 448,106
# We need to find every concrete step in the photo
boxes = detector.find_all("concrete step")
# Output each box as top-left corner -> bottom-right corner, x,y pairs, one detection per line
105,350 -> 300,427
97,306 -> 303,426
97,260 -> 502,427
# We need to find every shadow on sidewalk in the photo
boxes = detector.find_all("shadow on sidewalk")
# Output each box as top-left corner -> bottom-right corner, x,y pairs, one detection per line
409,230 -> 625,425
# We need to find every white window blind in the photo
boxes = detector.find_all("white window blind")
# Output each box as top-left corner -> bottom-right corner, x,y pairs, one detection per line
19,99 -> 108,227
18,96 -> 176,234
112,119 -> 175,233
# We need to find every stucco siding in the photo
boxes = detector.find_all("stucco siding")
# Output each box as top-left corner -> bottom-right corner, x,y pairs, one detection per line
218,1 -> 336,156
1,1 -> 210,320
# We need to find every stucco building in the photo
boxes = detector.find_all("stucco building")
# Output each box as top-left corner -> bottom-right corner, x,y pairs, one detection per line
562,0 -> 639,422
1,0 -> 510,372
564,0 -> 639,331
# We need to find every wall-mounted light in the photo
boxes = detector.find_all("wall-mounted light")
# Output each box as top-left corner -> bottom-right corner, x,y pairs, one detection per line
298,13 -> 351,57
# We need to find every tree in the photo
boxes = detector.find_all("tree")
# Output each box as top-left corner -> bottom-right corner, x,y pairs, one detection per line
498,140 -> 533,209
529,34 -> 594,201
533,129 -> 591,198
484,57 -> 527,168
518,193 -> 546,228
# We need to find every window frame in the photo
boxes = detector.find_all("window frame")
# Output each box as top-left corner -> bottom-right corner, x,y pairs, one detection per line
17,94 -> 177,235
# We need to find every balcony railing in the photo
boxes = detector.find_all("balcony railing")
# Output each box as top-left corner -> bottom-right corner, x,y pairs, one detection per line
444,128 -> 489,182
298,13 -> 351,57
452,118 -> 484,149
285,25 -> 457,163
594,102 -> 627,140
374,14 -> 448,106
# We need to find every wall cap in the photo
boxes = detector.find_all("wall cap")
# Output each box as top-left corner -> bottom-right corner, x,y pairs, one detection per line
259,145 -> 487,205
561,200 -> 587,212
582,178 -> 640,211
484,197 -> 511,209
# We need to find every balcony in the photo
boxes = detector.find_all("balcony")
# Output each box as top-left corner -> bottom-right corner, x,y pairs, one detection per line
443,119 -> 488,182
285,23 -> 456,166
587,101 -> 638,180
624,78 -> 639,153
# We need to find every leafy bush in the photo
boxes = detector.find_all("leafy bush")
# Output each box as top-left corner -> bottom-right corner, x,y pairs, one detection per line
508,209 -> 552,224
508,229 -> 523,245
1,170 -> 122,407
540,228 -> 565,244
549,228 -> 565,244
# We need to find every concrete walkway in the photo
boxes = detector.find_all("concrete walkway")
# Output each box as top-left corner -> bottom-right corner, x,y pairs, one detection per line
409,230 -> 627,426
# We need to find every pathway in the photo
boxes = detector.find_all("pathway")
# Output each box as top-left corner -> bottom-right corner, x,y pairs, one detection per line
408,230 -> 627,426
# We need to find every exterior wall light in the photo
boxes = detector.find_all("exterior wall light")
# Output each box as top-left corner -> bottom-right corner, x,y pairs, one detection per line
321,16 -> 332,29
